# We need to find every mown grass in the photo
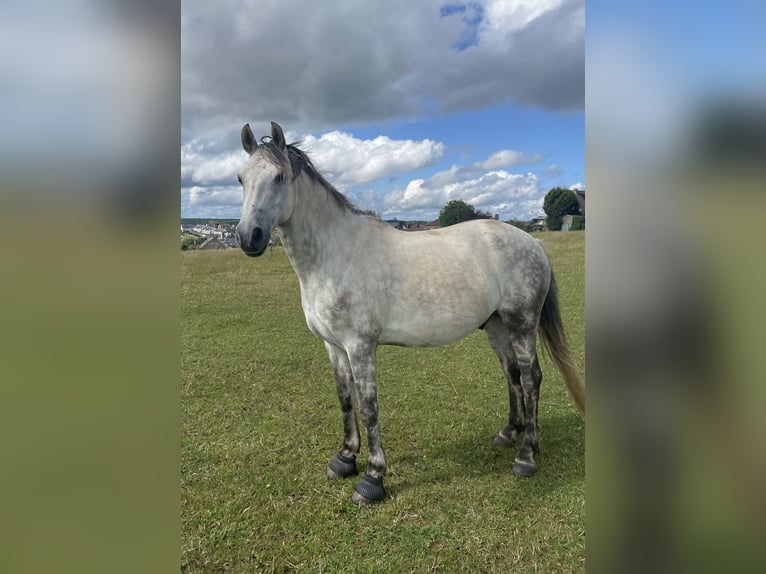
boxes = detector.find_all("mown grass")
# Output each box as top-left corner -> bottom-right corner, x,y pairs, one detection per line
182,230 -> 584,573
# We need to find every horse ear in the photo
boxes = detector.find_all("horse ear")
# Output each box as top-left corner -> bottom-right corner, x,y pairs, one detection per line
271,121 -> 286,151
241,124 -> 258,154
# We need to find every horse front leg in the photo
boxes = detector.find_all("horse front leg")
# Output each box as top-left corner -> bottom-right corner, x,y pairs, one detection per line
325,342 -> 360,480
347,343 -> 387,505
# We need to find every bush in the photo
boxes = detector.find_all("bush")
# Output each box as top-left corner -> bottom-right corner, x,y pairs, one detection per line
546,214 -> 563,231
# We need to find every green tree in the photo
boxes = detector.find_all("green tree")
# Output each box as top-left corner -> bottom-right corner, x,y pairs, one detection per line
507,219 -> 532,232
543,187 -> 580,231
439,200 -> 491,227
181,235 -> 205,251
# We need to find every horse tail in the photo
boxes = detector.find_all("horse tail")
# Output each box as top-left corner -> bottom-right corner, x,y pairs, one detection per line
538,269 -> 585,416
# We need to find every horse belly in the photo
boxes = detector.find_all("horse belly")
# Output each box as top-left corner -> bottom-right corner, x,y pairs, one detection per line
380,291 -> 496,348
379,318 -> 479,347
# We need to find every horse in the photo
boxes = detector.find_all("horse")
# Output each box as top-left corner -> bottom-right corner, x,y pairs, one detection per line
235,121 -> 585,505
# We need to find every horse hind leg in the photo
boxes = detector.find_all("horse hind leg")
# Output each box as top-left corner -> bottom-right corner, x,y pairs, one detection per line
485,314 -> 525,447
505,322 -> 543,478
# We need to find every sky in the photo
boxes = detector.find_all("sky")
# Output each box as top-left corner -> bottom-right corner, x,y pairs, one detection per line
181,0 -> 584,221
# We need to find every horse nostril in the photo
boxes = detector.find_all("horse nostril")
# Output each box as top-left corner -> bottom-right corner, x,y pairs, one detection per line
251,227 -> 264,246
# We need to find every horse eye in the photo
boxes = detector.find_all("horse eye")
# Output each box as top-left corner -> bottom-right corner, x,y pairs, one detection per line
274,173 -> 286,184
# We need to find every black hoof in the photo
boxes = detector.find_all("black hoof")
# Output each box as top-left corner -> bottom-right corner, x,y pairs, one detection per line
327,451 -> 357,480
351,473 -> 385,505
493,430 -> 515,447
512,458 -> 538,478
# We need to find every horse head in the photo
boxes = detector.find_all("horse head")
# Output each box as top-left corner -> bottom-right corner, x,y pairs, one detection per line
235,121 -> 295,257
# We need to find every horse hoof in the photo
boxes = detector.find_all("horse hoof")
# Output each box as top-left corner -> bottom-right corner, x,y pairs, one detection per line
493,431 -> 515,447
512,458 -> 538,478
327,451 -> 358,480
352,473 -> 385,505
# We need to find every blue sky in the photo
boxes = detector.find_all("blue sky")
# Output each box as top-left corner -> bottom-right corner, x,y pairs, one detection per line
181,0 -> 584,221
586,0 -> 766,168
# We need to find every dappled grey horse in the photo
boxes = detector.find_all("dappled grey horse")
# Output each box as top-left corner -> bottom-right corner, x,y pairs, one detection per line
236,122 -> 585,505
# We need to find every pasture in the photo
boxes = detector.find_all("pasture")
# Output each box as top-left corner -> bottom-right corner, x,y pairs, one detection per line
182,230 -> 584,573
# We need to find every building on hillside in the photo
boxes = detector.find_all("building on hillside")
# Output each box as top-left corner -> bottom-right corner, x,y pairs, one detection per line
574,189 -> 585,215
565,189 -> 585,230
424,219 -> 441,229
198,237 -> 224,250
529,216 -> 547,232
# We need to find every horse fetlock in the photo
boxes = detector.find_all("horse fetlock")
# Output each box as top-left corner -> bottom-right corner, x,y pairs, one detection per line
522,434 -> 540,455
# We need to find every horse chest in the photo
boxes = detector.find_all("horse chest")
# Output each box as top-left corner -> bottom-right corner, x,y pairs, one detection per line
303,309 -> 334,342
300,285 -> 378,347
301,295 -> 350,346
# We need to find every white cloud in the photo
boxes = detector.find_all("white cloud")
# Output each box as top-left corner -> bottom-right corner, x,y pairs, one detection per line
544,163 -> 562,176
477,149 -> 543,170
301,131 -> 445,185
382,170 -> 541,219
181,142 -> 246,185
181,130 -> 444,190
182,185 -> 241,207
428,148 -> 542,188
481,0 -> 567,44
569,182 -> 584,190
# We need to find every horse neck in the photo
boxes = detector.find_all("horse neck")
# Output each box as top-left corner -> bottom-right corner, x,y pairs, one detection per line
278,176 -> 360,277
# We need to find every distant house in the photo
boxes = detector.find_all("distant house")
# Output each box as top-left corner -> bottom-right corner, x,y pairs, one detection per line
567,189 -> 586,230
574,189 -> 585,215
540,190 -> 585,231
386,219 -> 439,232
198,237 -> 224,250
386,219 -> 407,230
529,216 -> 547,232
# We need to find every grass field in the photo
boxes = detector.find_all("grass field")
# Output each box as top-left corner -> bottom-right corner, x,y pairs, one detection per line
182,230 -> 584,573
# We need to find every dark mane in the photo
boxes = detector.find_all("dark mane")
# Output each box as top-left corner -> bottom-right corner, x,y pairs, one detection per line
258,139 -> 378,218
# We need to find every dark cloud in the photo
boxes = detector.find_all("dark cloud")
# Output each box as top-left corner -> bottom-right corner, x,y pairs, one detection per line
182,0 -> 584,142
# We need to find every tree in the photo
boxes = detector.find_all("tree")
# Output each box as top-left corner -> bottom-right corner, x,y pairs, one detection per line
543,187 -> 580,231
439,200 -> 491,227
181,235 -> 205,251
507,219 -> 532,232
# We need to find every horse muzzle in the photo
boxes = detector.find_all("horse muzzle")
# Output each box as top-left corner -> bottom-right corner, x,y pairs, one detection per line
236,225 -> 269,257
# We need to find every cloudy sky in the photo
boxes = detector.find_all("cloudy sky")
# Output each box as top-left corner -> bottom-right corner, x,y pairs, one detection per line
181,0 -> 584,221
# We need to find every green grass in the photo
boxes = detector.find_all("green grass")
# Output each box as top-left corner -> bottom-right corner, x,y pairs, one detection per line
182,231 -> 584,573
